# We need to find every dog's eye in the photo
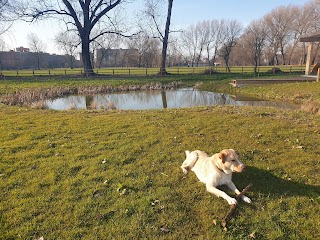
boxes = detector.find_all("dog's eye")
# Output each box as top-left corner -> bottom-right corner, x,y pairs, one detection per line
231,159 -> 236,162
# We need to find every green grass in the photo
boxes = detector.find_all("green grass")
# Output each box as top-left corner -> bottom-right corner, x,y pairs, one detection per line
0,74 -> 320,239
1,104 -> 319,239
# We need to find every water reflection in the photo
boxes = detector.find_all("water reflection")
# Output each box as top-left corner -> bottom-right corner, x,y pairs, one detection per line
45,88 -> 298,110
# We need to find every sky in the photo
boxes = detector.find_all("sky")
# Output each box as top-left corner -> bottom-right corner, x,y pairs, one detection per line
2,0 -> 311,54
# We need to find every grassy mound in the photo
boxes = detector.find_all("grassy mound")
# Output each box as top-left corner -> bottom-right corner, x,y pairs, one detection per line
0,104 -> 319,239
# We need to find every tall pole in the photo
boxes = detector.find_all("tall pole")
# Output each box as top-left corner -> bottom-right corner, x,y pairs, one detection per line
305,42 -> 313,75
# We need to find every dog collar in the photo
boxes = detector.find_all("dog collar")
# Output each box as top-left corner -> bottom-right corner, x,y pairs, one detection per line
215,162 -> 225,173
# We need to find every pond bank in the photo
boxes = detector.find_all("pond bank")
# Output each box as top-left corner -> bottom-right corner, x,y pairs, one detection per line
1,74 -> 320,114
0,81 -> 182,107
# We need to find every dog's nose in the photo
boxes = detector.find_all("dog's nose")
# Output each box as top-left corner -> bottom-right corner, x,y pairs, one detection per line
240,164 -> 246,172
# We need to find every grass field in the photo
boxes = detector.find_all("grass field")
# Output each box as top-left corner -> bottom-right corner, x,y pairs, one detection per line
0,74 -> 319,239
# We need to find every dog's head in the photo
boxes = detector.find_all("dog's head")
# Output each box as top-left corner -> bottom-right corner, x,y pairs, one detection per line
218,149 -> 246,174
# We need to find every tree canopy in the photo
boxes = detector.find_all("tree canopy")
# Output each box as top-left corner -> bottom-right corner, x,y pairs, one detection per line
21,0 -> 128,75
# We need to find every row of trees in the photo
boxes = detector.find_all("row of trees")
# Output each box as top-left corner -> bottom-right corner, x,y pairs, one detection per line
1,0 -> 320,75
176,0 -> 320,74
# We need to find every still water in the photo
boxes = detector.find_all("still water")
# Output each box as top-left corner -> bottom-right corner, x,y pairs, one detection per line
45,88 -> 298,110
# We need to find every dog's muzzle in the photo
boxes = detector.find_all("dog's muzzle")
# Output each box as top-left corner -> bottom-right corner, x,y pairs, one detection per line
233,164 -> 246,172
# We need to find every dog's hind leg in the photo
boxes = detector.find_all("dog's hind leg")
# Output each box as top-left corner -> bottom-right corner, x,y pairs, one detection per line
181,150 -> 198,174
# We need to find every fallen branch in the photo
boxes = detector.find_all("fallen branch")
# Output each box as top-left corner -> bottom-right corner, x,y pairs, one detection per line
221,183 -> 253,228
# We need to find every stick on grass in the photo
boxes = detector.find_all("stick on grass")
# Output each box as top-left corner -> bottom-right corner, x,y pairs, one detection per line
221,183 -> 253,228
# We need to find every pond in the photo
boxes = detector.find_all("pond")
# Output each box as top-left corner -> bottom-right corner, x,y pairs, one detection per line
44,88 -> 298,111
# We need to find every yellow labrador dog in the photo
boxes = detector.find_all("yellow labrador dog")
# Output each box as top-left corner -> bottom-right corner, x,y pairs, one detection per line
181,149 -> 251,205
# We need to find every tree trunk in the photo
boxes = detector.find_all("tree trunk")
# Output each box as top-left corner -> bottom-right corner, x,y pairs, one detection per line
37,53 -> 40,70
81,33 -> 95,76
160,0 -> 173,75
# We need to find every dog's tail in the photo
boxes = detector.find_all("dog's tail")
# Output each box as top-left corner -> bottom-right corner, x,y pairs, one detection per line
181,150 -> 199,175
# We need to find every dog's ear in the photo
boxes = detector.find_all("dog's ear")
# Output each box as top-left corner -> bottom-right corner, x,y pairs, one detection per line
219,151 -> 227,163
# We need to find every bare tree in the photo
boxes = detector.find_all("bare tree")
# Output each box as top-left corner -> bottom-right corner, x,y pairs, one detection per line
54,31 -> 80,68
28,32 -> 46,69
21,0 -> 131,76
94,32 -> 121,68
180,22 -> 210,67
206,19 -> 226,66
180,24 -> 198,67
241,19 -> 267,74
143,0 -> 174,74
218,20 -> 242,72
166,37 -> 183,67
160,0 -> 173,74
126,32 -> 160,67
264,6 -> 296,65
194,21 -> 210,66
0,38 -> 6,70
0,0 -> 20,35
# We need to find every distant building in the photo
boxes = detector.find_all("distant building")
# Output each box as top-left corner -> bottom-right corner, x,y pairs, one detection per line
95,48 -> 139,68
0,47 -> 80,70
15,47 -> 30,53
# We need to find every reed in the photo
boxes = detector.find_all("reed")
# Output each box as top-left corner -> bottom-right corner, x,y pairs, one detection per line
67,102 -> 78,110
0,87 -> 75,106
300,100 -> 320,115
0,81 -> 182,107
105,101 -> 116,110
30,100 -> 47,109
76,81 -> 182,94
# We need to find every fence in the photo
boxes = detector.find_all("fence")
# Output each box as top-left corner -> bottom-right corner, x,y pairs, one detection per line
0,65 -> 306,77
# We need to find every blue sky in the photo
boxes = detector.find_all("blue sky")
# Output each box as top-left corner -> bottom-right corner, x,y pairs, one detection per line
3,0 -> 311,54
173,0 -> 310,27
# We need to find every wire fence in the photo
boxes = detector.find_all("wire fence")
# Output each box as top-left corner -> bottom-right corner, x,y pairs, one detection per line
0,65 -> 306,77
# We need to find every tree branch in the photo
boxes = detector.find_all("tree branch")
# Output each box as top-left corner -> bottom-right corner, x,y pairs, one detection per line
221,183 -> 253,228
90,30 -> 138,43
90,0 -> 122,29
62,0 -> 83,32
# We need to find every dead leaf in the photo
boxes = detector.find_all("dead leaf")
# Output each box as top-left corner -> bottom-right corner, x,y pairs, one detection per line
160,226 -> 170,233
292,145 -> 304,149
249,231 -> 256,239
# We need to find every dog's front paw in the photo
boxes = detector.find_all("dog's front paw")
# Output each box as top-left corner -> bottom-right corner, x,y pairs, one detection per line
181,166 -> 188,175
227,197 -> 237,205
241,195 -> 252,203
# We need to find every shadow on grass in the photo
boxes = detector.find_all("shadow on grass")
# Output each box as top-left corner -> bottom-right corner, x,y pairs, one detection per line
233,166 -> 320,198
